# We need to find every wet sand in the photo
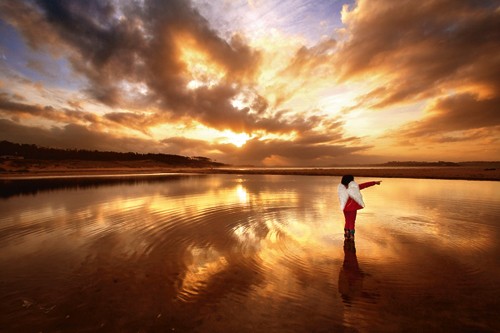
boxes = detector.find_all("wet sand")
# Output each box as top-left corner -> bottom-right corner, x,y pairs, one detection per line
1,175 -> 499,332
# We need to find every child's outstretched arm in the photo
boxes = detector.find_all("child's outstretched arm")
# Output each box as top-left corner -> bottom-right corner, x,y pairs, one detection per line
359,181 -> 382,190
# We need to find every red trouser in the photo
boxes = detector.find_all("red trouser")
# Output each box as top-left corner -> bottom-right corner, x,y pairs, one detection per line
343,210 -> 357,231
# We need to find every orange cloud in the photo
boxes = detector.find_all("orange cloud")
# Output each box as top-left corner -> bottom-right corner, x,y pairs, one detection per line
386,93 -> 500,142
2,0 -> 497,164
336,0 -> 500,108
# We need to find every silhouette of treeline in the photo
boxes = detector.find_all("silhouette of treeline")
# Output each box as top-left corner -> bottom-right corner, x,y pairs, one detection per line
0,141 -> 225,167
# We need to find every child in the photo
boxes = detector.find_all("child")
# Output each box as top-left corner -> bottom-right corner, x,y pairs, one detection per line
338,175 -> 381,240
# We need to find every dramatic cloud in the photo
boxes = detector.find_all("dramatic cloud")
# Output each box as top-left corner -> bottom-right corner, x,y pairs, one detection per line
388,93 -> 500,142
0,0 -> 498,164
337,0 -> 500,107
0,92 -> 100,125
270,38 -> 338,108
412,94 -> 498,134
233,137 -> 370,166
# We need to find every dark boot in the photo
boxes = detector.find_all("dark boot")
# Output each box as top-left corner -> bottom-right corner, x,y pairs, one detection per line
344,228 -> 351,239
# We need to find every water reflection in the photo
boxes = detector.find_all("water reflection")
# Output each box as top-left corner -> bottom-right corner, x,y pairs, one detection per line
338,240 -> 383,331
0,175 -> 499,332
0,174 -> 194,199
338,240 -> 364,304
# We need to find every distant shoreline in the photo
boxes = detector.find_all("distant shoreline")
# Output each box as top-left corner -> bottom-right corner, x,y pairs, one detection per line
2,141 -> 498,181
1,165 -> 499,181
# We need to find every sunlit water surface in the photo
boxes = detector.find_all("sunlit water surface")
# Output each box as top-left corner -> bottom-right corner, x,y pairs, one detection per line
1,175 -> 499,332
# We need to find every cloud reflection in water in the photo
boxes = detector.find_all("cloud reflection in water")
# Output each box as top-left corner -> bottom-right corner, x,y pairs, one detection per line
0,175 -> 499,332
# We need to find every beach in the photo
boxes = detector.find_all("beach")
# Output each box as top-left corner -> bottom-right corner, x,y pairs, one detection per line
1,174 -> 499,332
1,159 -> 499,181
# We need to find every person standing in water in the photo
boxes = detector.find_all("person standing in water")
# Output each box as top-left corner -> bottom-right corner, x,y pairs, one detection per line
338,175 -> 381,240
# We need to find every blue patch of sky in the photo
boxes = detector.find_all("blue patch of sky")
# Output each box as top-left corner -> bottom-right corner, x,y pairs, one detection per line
267,0 -> 354,42
193,0 -> 355,46
0,18 -> 85,91
0,19 -> 25,65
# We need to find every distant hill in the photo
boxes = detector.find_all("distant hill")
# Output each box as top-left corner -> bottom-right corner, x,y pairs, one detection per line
0,141 -> 225,168
376,161 -> 500,167
377,161 -> 460,167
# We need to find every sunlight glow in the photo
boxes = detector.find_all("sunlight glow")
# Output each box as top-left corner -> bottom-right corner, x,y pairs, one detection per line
176,34 -> 226,89
236,184 -> 248,203
150,122 -> 252,149
256,130 -> 297,142
221,130 -> 251,147
119,80 -> 149,96
230,94 -> 247,110
177,246 -> 228,302
186,79 -> 204,90
1,0 -> 497,166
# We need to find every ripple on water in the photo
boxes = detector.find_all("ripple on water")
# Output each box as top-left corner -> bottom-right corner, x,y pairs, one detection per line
1,175 -> 499,332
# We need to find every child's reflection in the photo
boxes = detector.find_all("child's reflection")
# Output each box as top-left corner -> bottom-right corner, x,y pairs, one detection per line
338,239 -> 365,304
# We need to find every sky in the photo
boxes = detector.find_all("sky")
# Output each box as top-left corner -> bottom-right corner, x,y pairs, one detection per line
0,0 -> 499,166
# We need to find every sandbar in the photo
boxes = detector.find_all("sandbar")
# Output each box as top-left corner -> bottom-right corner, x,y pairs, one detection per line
1,160 -> 499,181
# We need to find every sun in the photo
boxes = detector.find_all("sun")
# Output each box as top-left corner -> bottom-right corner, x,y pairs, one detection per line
223,131 -> 251,147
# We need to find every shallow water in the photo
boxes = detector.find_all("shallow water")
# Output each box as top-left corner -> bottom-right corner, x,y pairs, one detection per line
1,174 -> 499,332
